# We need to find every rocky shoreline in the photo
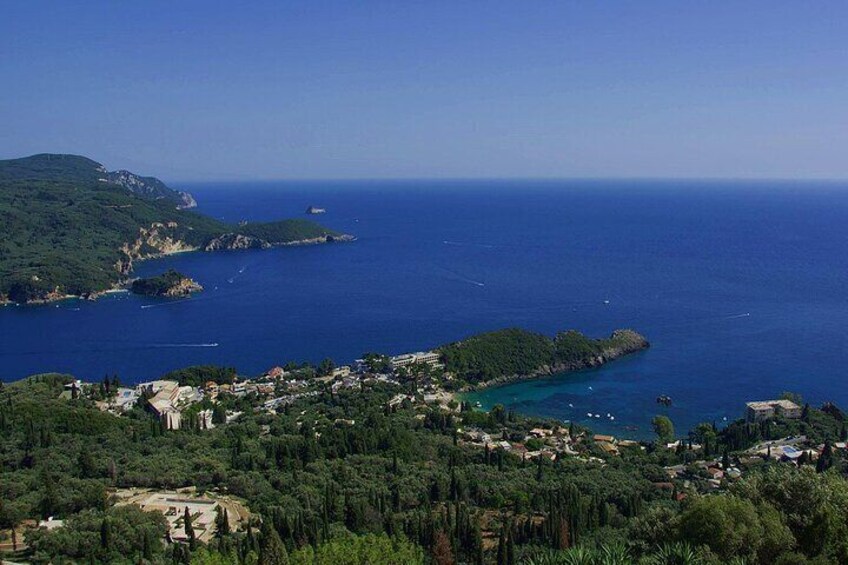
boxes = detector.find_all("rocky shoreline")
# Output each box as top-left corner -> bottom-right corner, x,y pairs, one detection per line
459,329 -> 649,392
6,229 -> 355,306
131,270 -> 203,298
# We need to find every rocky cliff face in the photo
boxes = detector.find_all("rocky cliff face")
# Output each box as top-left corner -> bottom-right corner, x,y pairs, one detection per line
159,276 -> 203,297
115,222 -> 199,276
107,169 -> 197,209
204,233 -> 271,251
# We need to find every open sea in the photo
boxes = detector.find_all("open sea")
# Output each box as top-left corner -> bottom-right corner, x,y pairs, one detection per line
3,180 -> 848,437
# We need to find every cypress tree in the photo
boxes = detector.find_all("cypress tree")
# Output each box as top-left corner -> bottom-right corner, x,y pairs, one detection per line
506,520 -> 515,565
100,517 -> 111,550
496,527 -> 506,565
259,519 -> 289,565
184,507 -> 196,550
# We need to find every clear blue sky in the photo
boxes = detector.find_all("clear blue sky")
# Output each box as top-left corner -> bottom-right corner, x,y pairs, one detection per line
2,2 -> 847,181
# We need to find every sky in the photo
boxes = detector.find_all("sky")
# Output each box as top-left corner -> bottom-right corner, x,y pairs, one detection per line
1,1 -> 847,181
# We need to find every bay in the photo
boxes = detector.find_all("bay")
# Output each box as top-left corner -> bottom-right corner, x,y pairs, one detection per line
3,179 -> 848,436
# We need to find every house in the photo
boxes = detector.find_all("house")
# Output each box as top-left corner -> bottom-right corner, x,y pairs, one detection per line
593,434 -> 616,444
706,467 -> 724,480
334,418 -> 356,426
198,409 -> 214,430
143,381 -> 188,430
203,381 -> 219,400
332,365 -> 351,378
529,428 -> 552,438
745,399 -> 802,423
266,366 -> 288,380
111,387 -> 139,412
390,351 -> 442,369
597,441 -> 619,456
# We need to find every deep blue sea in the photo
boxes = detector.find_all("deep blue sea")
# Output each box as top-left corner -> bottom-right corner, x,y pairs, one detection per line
3,180 -> 848,437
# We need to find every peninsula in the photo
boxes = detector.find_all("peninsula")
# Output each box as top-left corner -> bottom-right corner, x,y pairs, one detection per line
439,327 -> 649,389
0,154 -> 353,304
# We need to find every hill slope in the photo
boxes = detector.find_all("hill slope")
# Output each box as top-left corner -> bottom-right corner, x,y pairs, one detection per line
0,154 -> 347,303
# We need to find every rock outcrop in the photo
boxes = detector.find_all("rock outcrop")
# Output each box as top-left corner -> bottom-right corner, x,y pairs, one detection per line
204,233 -> 271,251
131,269 -> 203,297
116,222 -> 199,276
107,169 -> 196,209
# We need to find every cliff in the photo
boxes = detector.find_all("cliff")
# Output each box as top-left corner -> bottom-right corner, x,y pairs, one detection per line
106,169 -> 197,209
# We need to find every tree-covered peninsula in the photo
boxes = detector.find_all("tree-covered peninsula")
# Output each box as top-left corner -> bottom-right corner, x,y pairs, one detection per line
0,154 -> 351,304
440,328 -> 649,387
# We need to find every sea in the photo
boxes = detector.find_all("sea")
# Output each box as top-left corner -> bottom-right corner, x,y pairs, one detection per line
3,179 -> 848,437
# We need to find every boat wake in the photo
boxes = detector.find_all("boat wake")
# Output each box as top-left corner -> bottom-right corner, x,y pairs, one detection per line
435,265 -> 485,287
149,343 -> 219,348
443,240 -> 496,249
725,312 -> 751,319
140,299 -> 192,309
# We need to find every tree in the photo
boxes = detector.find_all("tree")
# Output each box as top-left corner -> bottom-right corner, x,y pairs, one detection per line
318,358 -> 335,377
432,530 -> 454,565
817,441 -> 833,473
100,517 -> 111,550
680,496 -> 758,560
289,533 -> 424,564
185,506 -> 197,550
215,506 -> 231,538
260,520 -> 289,565
213,404 -> 227,425
652,415 -> 675,443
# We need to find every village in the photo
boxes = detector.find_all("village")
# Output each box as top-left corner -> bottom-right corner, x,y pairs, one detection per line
55,352 -> 842,545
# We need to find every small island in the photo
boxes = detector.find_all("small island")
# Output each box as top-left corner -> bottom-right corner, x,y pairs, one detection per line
131,269 -> 203,298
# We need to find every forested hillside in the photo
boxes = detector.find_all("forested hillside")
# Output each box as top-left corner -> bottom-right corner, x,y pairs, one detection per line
1,371 -> 846,564
440,328 -> 649,385
0,154 -> 343,303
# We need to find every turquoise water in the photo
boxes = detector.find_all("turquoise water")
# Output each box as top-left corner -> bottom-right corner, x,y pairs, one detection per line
3,180 -> 848,436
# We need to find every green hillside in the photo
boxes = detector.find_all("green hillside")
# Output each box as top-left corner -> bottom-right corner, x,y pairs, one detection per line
0,154 -> 343,303
440,327 -> 649,385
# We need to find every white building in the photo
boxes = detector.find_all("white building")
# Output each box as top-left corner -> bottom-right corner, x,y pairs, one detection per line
390,351 -> 442,369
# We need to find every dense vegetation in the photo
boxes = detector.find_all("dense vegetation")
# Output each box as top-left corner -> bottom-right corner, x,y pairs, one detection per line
236,220 -> 344,244
160,365 -> 239,388
131,270 -> 197,297
1,371 -> 846,564
0,154 -> 341,303
440,328 -> 648,385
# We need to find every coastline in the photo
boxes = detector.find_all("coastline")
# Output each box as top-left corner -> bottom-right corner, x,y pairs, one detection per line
2,234 -> 354,307
454,329 -> 650,393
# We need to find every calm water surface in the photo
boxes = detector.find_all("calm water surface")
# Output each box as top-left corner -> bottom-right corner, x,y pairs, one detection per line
3,180 -> 848,436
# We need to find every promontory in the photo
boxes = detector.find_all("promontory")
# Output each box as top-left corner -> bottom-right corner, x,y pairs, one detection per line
0,154 -> 353,304
438,327 -> 649,389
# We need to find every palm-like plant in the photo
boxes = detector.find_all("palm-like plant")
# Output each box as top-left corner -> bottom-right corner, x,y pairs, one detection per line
598,542 -> 631,565
640,542 -> 706,565
520,543 -> 630,565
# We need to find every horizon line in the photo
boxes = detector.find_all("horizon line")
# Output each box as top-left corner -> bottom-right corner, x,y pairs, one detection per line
171,175 -> 848,185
